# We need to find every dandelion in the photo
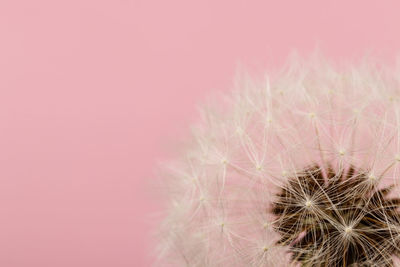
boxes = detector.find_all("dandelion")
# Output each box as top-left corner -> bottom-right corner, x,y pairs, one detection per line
156,57 -> 400,266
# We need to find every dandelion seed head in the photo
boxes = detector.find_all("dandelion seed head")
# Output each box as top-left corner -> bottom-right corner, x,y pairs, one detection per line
156,57 -> 400,266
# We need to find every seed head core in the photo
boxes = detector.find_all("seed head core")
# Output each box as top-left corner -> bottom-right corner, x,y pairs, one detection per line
272,165 -> 400,266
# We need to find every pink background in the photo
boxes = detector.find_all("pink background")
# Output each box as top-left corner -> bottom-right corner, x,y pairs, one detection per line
1,0 -> 400,266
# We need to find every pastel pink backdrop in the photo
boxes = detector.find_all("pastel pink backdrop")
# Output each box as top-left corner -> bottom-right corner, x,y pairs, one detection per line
1,0 -> 400,266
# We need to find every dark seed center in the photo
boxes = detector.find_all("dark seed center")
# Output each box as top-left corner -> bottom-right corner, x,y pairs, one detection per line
272,165 -> 400,267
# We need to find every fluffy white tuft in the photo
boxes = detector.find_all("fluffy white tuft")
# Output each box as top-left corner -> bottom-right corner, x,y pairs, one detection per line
155,57 -> 400,266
